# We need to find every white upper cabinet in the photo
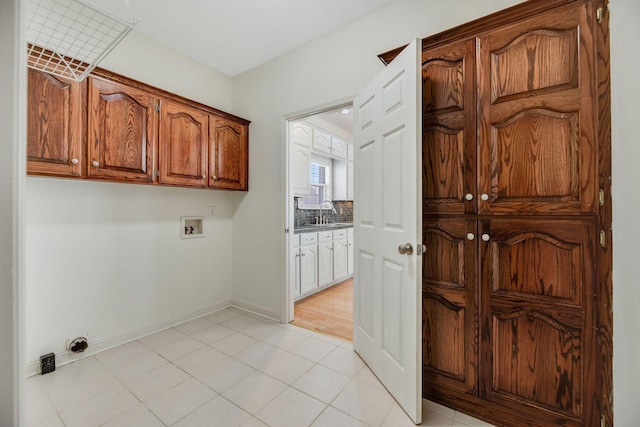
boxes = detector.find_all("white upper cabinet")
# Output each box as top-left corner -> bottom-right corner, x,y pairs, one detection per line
291,122 -> 312,196
331,136 -> 347,160
292,122 -> 312,148
312,129 -> 332,155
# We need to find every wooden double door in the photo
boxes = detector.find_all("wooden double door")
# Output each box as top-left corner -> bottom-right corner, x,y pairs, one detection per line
419,1 -> 608,426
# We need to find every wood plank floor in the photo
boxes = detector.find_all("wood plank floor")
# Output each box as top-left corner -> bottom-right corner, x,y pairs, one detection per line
292,278 -> 353,342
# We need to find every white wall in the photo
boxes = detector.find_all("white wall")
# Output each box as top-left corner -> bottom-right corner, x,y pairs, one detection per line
231,0 -> 640,423
25,31 -> 236,370
610,0 -> 640,424
230,0 -> 523,318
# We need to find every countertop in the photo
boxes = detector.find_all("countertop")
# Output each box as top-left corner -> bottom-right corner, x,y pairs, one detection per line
294,223 -> 353,234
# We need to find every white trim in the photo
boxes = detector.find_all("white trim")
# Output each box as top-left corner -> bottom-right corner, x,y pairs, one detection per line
230,298 -> 281,322
25,300 -> 233,377
0,0 -> 25,425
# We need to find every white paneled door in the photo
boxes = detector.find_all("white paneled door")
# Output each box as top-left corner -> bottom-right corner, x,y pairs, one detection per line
353,39 -> 422,424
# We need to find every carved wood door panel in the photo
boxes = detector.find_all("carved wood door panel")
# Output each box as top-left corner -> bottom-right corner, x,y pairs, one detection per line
209,116 -> 248,190
479,219 -> 597,426
422,39 -> 477,216
422,218 -> 478,397
87,77 -> 157,182
159,99 -> 209,187
477,2 -> 597,215
27,68 -> 84,177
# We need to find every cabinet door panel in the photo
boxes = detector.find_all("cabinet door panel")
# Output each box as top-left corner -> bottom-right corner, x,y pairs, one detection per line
479,218 -> 597,424
88,77 -> 156,182
317,241 -> 333,287
209,117 -> 248,190
422,218 -> 478,395
300,245 -> 318,295
292,147 -> 310,196
478,3 -> 596,214
422,39 -> 476,215
333,238 -> 348,281
159,99 -> 208,187
27,69 -> 83,177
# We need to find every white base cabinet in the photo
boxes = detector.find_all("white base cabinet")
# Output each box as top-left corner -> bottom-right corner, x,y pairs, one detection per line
293,227 -> 353,301
333,238 -> 348,281
292,232 -> 319,298
299,244 -> 318,295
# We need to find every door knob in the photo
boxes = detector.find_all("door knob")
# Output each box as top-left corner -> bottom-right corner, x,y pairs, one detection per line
398,243 -> 413,255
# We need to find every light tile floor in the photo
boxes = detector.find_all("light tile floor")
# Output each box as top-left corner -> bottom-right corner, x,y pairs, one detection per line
25,308 -> 495,427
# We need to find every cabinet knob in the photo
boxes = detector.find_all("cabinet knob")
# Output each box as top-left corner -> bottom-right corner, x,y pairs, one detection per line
301,253 -> 306,257
480,193 -> 489,201
481,233 -> 491,241
202,174 -> 206,179
465,193 -> 474,201
466,233 -> 475,240
92,161 -> 99,167
211,175 -> 217,180
70,158 -> 79,165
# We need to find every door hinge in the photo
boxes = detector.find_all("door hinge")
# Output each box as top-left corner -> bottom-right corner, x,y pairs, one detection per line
417,244 -> 426,256
600,230 -> 606,248
596,7 -> 603,23
601,414 -> 606,427
285,227 -> 290,234
599,189 -> 605,206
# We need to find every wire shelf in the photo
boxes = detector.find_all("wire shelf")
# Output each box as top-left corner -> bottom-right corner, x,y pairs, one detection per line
26,0 -> 139,81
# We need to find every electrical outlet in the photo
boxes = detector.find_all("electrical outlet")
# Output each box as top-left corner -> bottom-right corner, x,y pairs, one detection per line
208,206 -> 215,217
40,353 -> 55,375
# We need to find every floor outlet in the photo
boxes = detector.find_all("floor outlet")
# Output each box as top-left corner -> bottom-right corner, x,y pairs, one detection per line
40,353 -> 55,375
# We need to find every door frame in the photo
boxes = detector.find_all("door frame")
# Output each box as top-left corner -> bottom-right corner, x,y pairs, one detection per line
281,97 -> 355,324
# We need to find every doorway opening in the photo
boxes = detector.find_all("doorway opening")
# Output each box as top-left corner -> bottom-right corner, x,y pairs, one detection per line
286,103 -> 354,341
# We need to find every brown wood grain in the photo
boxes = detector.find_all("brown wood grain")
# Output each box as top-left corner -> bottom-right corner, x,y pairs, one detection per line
158,98 -> 209,187
594,0 -> 612,425
420,1 -> 609,426
293,279 -> 352,342
209,116 -> 249,191
87,76 -> 156,182
28,67 -> 251,191
27,68 -> 83,177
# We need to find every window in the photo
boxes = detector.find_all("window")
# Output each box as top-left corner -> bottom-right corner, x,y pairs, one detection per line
298,157 -> 332,208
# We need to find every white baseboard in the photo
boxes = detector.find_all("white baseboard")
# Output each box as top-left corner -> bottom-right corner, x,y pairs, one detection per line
230,298 -> 281,322
25,300 -> 232,377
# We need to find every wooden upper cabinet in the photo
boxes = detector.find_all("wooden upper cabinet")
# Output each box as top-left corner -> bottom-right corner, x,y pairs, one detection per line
422,39 -> 477,215
477,2 -> 596,215
28,68 -> 249,190
27,68 -> 84,177
209,116 -> 248,190
158,99 -> 209,187
87,76 -> 157,183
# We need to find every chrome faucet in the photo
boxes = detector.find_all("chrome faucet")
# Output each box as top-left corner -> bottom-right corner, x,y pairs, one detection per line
319,200 -> 337,225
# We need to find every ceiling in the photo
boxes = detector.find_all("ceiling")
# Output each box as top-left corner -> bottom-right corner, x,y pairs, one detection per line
90,0 -> 402,77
